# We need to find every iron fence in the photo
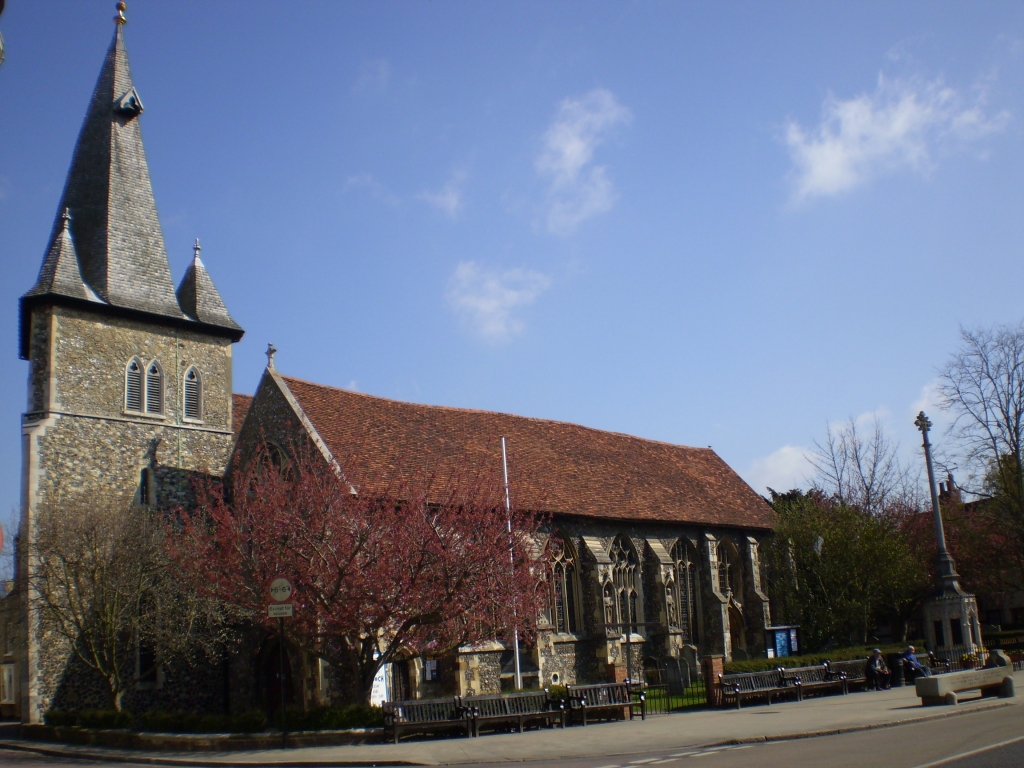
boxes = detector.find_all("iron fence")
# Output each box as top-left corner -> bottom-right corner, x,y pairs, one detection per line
932,645 -> 989,673
638,681 -> 708,714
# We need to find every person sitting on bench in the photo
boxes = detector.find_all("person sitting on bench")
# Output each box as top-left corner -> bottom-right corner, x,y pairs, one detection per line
901,646 -> 931,680
866,649 -> 891,690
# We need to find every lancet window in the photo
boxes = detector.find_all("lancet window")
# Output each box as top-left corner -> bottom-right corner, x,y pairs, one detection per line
549,534 -> 580,634
183,367 -> 202,420
125,359 -> 143,412
717,542 -> 740,597
145,361 -> 163,414
671,540 -> 699,644
610,536 -> 640,634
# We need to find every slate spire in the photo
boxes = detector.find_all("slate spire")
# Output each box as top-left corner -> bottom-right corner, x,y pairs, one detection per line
34,15 -> 183,319
176,239 -> 242,331
24,209 -> 102,304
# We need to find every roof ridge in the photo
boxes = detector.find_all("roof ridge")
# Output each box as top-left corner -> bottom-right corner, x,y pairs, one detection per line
280,374 -> 712,453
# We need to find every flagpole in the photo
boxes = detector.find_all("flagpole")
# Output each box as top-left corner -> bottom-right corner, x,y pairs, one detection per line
501,436 -> 523,691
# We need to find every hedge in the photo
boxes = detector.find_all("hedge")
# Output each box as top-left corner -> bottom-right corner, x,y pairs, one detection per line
723,642 -> 923,674
272,704 -> 384,731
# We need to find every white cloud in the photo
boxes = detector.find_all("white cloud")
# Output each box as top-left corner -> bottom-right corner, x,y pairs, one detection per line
446,261 -> 551,341
346,380 -> 359,392
785,74 -> 1009,203
536,88 -> 631,235
744,445 -> 812,496
343,174 -> 399,206
354,58 -> 390,93
418,171 -> 467,219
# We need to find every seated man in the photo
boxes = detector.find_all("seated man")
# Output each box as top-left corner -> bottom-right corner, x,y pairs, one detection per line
901,645 -> 931,681
865,649 -> 891,690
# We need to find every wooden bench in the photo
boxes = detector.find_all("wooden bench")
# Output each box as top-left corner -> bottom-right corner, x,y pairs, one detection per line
461,690 -> 566,736
718,669 -> 792,709
566,683 -> 645,725
828,659 -> 868,689
382,697 -> 470,744
785,664 -> 847,700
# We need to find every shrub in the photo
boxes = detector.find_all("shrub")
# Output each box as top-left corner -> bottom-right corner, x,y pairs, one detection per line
43,709 -> 77,727
723,642 -> 921,674
76,709 -> 134,729
136,709 -> 267,734
274,704 -> 384,731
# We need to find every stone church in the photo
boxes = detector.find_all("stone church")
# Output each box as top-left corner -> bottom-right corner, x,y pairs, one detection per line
12,11 -> 775,723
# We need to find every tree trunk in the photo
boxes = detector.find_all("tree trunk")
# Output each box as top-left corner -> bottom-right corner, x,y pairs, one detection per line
107,676 -> 124,712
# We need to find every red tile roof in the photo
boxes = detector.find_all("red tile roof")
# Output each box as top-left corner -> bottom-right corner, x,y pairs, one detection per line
276,376 -> 775,531
232,393 -> 253,440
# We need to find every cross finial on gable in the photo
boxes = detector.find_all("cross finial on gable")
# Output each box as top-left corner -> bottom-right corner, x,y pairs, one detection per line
266,342 -> 277,370
193,238 -> 201,260
61,208 -> 72,228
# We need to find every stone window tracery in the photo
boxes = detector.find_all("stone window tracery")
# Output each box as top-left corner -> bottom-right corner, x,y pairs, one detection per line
144,360 -> 163,415
549,534 -> 580,634
183,367 -> 202,420
717,544 -> 733,596
671,540 -> 698,645
610,536 -> 640,634
125,358 -> 143,412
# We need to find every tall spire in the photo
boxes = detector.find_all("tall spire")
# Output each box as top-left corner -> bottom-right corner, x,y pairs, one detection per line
176,239 -> 242,331
20,4 -> 244,360
37,3 -> 182,319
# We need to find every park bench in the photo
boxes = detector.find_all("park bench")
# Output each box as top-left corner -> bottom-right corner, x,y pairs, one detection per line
785,664 -> 847,700
460,690 -> 566,736
566,682 -> 644,725
718,669 -> 791,709
382,697 -> 470,744
828,659 -> 868,689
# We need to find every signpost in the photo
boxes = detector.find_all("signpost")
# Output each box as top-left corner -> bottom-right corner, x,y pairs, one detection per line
269,577 -> 293,748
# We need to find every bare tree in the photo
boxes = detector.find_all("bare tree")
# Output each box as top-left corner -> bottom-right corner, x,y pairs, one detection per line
30,497 -> 235,711
809,416 -> 920,515
939,322 -> 1024,587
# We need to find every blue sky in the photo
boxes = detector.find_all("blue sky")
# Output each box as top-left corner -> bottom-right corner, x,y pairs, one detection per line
1,1 -> 1023,550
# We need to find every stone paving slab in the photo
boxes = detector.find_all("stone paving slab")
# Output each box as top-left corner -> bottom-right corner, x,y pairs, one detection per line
1,671 -> 1020,767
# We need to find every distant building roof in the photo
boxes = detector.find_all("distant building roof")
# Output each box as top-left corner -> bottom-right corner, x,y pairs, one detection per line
232,393 -> 253,441
259,375 -> 775,530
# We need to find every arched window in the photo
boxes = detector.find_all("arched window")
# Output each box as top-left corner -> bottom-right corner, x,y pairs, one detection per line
671,540 -> 699,645
183,367 -> 202,420
610,536 -> 640,634
145,361 -> 163,415
256,441 -> 288,474
549,534 -> 580,634
125,358 -> 143,412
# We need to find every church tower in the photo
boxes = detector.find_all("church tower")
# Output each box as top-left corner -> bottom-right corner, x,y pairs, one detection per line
17,6 -> 243,722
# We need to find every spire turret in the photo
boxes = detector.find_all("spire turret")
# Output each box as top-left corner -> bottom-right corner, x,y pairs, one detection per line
24,209 -> 102,304
176,239 -> 242,331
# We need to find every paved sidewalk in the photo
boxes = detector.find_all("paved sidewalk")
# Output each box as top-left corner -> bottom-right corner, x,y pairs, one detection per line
2,670 -> 1021,766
